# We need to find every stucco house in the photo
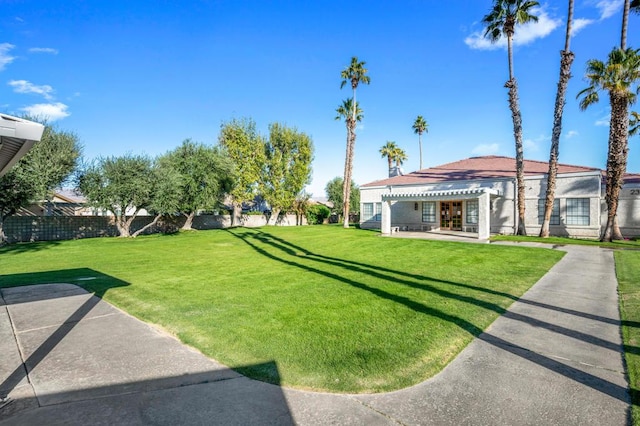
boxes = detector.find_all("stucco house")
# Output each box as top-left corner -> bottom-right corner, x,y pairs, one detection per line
360,156 -> 640,239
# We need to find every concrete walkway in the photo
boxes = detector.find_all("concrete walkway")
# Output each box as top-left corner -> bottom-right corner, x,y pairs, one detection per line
0,245 -> 630,425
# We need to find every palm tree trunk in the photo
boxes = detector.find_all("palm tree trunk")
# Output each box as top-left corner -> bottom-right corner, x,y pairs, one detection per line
419,133 -> 423,170
342,125 -> 352,228
387,156 -> 392,171
507,35 -> 515,80
505,78 -> 526,235
541,0 -> 574,238
504,35 -> 526,235
622,0 -> 630,49
602,92 -> 629,242
343,124 -> 357,228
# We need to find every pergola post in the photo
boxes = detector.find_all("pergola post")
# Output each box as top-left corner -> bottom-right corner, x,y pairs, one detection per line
381,200 -> 392,235
478,191 -> 491,240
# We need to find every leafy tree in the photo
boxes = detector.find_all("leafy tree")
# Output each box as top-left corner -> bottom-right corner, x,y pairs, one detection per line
158,139 -> 234,230
78,154 -> 179,237
0,120 -> 81,243
540,0 -> 575,238
483,0 -> 539,235
325,176 -> 359,217
379,141 -> 399,171
261,123 -> 313,225
0,167 -> 37,243
306,204 -> 331,225
340,57 -> 370,228
218,118 -> 265,226
412,116 -> 428,170
577,47 -> 640,241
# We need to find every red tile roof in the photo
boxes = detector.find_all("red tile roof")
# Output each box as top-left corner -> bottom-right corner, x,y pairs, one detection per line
362,156 -> 600,187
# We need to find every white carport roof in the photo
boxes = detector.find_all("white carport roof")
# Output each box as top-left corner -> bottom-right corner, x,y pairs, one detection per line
0,114 -> 45,177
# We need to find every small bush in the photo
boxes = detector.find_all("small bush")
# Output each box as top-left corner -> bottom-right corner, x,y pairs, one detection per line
306,205 -> 331,225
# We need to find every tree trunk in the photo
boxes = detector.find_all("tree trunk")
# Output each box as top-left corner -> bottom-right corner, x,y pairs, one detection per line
541,48 -> 575,238
231,202 -> 242,227
268,207 -> 281,225
342,122 -> 354,229
115,215 -> 131,237
132,214 -> 162,237
181,211 -> 196,231
622,0 -> 630,49
505,78 -> 526,235
0,214 -> 6,244
419,133 -> 423,170
601,92 -> 629,242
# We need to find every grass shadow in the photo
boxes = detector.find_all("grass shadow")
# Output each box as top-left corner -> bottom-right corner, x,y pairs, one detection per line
227,228 -> 630,403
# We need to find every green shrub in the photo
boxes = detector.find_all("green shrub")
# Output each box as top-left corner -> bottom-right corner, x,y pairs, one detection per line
306,204 -> 330,224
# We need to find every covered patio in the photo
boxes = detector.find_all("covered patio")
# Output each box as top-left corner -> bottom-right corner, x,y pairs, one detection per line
380,188 -> 502,240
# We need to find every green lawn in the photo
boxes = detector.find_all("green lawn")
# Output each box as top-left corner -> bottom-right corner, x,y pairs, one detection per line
0,226 -> 563,393
616,250 -> 640,424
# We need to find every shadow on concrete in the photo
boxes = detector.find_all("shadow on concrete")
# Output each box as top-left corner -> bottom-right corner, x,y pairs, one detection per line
227,228 -> 631,404
0,273 -> 293,424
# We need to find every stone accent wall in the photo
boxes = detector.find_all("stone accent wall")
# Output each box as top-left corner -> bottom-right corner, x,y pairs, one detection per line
3,214 -> 305,244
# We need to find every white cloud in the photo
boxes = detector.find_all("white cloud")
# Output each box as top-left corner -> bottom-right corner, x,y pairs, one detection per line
0,43 -> 16,71
523,134 -> 548,152
20,102 -> 70,121
465,8 -> 562,50
596,0 -> 623,20
595,114 -> 610,126
472,143 -> 500,155
28,47 -> 58,55
9,79 -> 55,100
571,18 -> 595,36
565,130 -> 579,139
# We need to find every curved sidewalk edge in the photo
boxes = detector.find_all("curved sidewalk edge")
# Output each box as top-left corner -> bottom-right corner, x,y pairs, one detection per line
0,245 -> 631,425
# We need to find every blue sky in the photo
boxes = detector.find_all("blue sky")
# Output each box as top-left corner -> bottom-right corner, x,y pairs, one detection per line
1,1 -> 638,197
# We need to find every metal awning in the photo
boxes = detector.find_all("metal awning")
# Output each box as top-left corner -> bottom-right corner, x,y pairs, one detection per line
382,188 -> 501,201
0,114 -> 45,177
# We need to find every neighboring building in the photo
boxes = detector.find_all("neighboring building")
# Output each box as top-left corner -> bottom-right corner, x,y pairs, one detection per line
360,156 -> 640,239
18,190 -> 95,217
17,189 -> 152,217
0,113 -> 45,177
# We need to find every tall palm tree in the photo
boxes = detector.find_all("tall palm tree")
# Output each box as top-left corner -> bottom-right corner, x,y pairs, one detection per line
483,0 -> 539,236
339,57 -> 370,228
577,47 -> 640,242
540,0 -> 575,238
379,141 -> 399,171
392,147 -> 408,168
335,98 -> 363,225
412,116 -> 428,170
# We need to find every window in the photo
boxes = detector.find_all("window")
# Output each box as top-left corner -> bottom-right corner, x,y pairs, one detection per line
362,203 -> 382,221
422,201 -> 436,222
566,198 -> 590,225
362,203 -> 373,221
466,200 -> 479,224
538,199 -> 560,225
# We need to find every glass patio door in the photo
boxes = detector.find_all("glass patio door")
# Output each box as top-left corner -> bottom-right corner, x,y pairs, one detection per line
440,201 -> 463,231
